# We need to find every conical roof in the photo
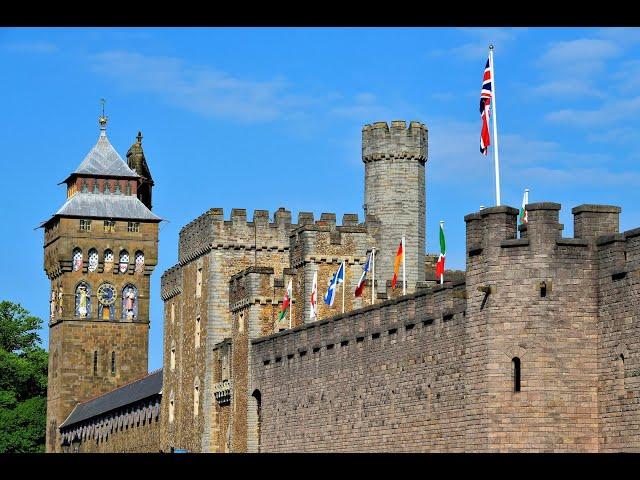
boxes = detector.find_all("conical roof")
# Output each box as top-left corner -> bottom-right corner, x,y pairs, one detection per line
73,130 -> 139,178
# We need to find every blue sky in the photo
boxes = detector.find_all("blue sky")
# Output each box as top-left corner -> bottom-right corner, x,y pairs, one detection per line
2,27 -> 639,371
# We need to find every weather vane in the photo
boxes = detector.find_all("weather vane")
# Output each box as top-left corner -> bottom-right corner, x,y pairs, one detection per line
98,98 -> 108,131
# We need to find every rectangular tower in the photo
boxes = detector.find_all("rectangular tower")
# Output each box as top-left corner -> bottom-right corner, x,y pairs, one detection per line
42,120 -> 161,452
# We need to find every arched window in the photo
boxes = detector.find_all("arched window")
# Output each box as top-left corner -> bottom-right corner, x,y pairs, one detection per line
75,282 -> 92,318
119,250 -> 129,274
122,284 -> 138,320
250,389 -> 262,453
195,316 -> 201,348
512,357 -> 521,392
104,249 -> 114,272
169,391 -> 175,423
170,342 -> 176,371
88,248 -> 99,272
135,251 -> 145,274
193,378 -> 200,417
72,248 -> 83,271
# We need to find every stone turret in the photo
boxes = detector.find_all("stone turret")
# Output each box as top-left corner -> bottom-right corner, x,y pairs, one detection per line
362,120 -> 427,295
127,131 -> 154,210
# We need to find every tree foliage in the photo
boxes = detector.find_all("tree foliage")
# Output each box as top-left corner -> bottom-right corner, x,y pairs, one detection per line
0,301 -> 48,452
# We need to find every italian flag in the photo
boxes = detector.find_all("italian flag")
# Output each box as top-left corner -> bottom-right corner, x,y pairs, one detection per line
391,239 -> 404,289
278,279 -> 292,321
435,222 -> 446,284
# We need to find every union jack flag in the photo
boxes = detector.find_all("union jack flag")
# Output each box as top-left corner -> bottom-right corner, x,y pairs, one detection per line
480,57 -> 492,155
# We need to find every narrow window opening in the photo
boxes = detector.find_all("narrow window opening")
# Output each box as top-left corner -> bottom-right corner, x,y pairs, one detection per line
193,384 -> 200,417
111,351 -> 116,375
195,316 -> 201,348
196,267 -> 203,298
372,332 -> 380,339
540,281 -> 547,298
93,351 -> 98,376
170,344 -> 176,371
512,357 -> 521,392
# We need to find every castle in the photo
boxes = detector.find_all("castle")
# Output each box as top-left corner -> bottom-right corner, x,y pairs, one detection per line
43,116 -> 640,453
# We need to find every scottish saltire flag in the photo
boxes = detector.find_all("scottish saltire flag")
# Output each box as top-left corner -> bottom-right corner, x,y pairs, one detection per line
480,57 -> 492,155
354,252 -> 372,297
323,261 -> 345,307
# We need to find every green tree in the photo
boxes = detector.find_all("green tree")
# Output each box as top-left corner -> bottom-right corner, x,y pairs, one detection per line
0,301 -> 48,452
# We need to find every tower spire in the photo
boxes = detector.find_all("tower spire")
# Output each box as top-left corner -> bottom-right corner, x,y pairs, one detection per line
98,98 -> 108,137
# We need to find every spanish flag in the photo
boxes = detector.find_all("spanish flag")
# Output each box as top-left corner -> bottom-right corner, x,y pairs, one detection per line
391,239 -> 404,289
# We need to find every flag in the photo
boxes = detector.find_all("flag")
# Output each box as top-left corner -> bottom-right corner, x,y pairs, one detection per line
354,252 -> 372,297
519,190 -> 528,225
278,278 -> 292,321
310,271 -> 318,319
391,240 -> 404,289
323,261 -> 344,307
480,57 -> 492,155
435,223 -> 446,282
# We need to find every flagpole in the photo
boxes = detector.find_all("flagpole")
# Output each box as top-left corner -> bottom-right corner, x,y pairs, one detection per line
525,188 -> 529,207
342,261 -> 345,314
402,236 -> 406,295
489,44 -> 501,207
371,248 -> 375,305
289,284 -> 292,329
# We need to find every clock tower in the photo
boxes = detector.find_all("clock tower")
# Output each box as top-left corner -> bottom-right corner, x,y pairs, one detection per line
41,109 -> 161,452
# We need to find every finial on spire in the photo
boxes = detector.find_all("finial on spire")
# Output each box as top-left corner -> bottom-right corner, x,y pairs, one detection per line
98,98 -> 108,136
489,44 -> 494,50
137,131 -> 143,144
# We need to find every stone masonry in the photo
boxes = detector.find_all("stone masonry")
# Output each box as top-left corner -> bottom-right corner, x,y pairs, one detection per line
50,118 -> 640,452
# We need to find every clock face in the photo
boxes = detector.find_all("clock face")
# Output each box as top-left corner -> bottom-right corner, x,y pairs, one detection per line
97,283 -> 117,305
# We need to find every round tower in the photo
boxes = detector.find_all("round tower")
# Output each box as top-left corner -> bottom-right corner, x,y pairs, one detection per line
362,120 -> 427,295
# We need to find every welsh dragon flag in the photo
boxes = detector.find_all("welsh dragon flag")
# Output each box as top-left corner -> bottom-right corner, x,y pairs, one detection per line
278,279 -> 293,321
519,189 -> 529,225
435,222 -> 446,283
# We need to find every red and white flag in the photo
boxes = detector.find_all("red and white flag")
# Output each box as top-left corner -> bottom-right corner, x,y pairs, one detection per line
354,251 -> 372,297
309,271 -> 318,320
480,57 -> 492,155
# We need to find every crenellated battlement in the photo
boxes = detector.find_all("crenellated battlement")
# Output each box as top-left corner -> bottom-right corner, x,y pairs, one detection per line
289,212 -> 373,269
178,207 -> 297,264
362,120 -> 427,163
160,263 -> 182,301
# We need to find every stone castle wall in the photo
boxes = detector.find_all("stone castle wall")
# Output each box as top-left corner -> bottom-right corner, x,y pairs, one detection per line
250,284 -> 475,452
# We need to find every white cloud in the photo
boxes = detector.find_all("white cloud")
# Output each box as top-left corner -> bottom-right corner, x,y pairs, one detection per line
3,42 -> 58,53
539,38 -> 620,73
428,28 -> 524,61
546,96 -> 640,128
532,78 -> 605,99
89,50 -> 319,124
